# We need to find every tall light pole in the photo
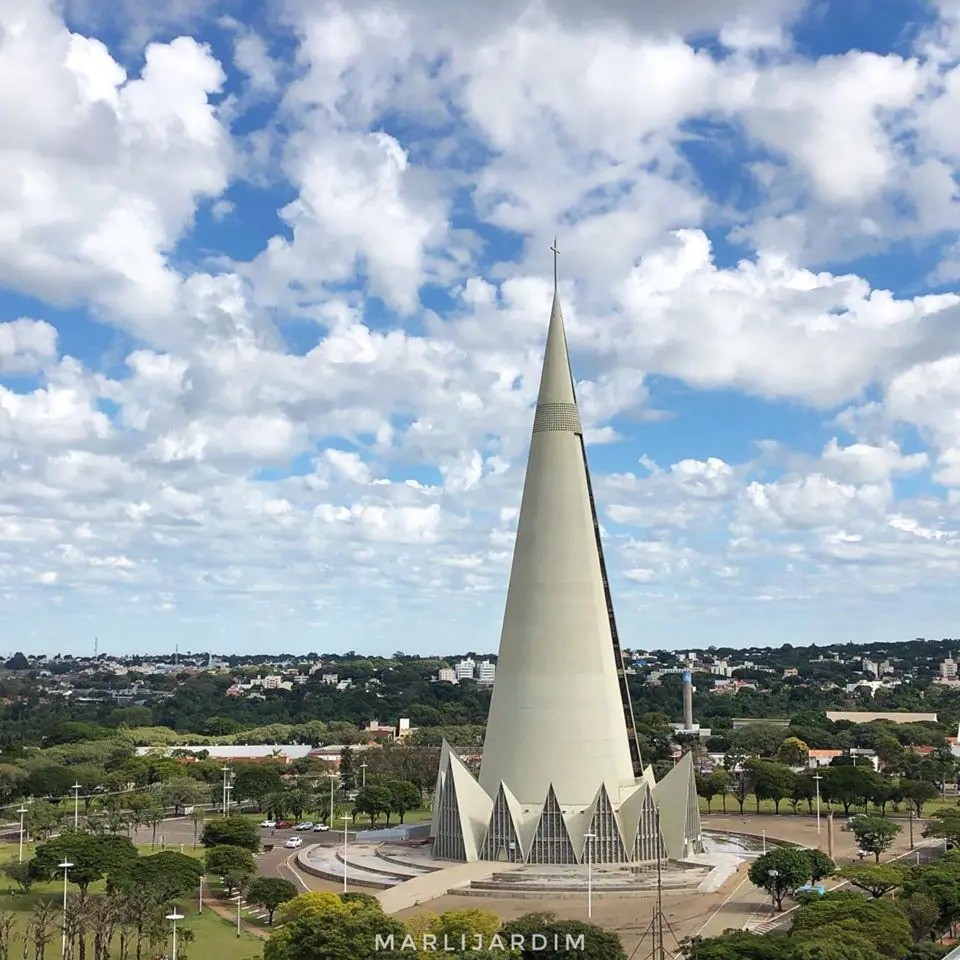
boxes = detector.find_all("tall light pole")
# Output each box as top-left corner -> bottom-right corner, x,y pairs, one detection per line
166,910 -> 183,960
583,832 -> 595,919
768,868 -> 779,913
813,774 -> 823,836
360,762 -> 367,788
72,783 -> 82,829
199,875 -> 204,913
59,860 -> 73,958
327,771 -> 338,825
236,892 -> 242,937
17,805 -> 28,863
221,766 -> 231,814
341,814 -> 351,893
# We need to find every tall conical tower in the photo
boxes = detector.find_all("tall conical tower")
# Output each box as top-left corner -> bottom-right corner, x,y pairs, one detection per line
431,249 -> 702,866
478,284 -> 642,807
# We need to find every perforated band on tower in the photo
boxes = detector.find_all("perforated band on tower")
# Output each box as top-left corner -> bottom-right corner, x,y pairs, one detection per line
532,401 -> 582,435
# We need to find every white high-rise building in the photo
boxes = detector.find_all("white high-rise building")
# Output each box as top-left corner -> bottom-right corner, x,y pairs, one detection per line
431,264 -> 702,866
454,658 -> 476,681
437,667 -> 457,683
941,656 -> 957,679
476,660 -> 496,685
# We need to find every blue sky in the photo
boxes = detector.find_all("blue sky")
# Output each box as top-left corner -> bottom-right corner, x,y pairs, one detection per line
2,0 -> 960,656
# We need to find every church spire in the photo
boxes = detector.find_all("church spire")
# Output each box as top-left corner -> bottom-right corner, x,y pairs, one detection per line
536,246 -> 578,410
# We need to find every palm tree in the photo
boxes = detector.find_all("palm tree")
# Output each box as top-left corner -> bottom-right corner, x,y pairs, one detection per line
285,787 -> 310,821
264,791 -> 288,820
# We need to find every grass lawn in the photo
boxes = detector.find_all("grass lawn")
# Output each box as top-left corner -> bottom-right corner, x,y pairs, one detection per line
698,792 -> 951,819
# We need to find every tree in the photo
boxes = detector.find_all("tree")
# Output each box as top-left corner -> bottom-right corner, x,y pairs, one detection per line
385,781 -> 421,824
2,859 -> 33,893
901,781 -> 939,817
205,844 -> 256,894
201,815 -> 259,851
339,748 -> 357,791
500,912 -> 627,960
0,763 -> 27,804
708,770 -> 730,813
233,764 -> 284,810
26,900 -> 58,960
778,737 -> 810,767
851,816 -> 901,863
353,785 -> 393,827
246,877 -> 298,925
31,833 -> 138,894
790,892 -> 912,960
922,809 -> 960,847
900,894 -> 940,942
749,761 -> 795,814
681,931 -> 787,960
25,799 -> 62,840
159,777 -> 209,816
263,891 -> 408,960
748,848 -> 813,911
839,865 -> 903,898
791,775 -> 816,814
730,724 -> 790,758
732,768 -> 752,815
804,849 -> 835,883
823,767 -> 881,816
697,775 -> 717,812
0,911 -> 13,960
111,851 -> 203,908
286,787 -> 311,822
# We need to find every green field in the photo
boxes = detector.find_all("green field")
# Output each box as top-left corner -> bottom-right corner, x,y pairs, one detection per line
698,792 -> 958,818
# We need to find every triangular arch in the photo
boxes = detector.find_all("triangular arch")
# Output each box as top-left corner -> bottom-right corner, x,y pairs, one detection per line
481,784 -> 523,862
585,783 -> 627,864
432,761 -> 466,861
632,785 -> 663,862
528,785 -> 576,864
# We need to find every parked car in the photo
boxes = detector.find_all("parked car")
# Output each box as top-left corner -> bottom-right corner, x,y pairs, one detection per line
313,823 -> 330,832
259,820 -> 276,829
276,820 -> 293,829
284,836 -> 303,849
295,822 -> 314,831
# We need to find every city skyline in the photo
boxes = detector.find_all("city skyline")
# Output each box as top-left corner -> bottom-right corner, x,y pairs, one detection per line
2,1 -> 960,654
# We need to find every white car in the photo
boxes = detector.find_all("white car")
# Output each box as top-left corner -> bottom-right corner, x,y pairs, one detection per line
312,823 -> 330,832
294,822 -> 314,831
259,820 -> 276,829
284,836 -> 303,849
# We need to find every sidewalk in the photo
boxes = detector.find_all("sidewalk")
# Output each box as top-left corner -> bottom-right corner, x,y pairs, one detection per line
203,896 -> 270,940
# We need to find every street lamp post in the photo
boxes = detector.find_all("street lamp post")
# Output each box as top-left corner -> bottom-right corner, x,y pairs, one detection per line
17,806 -> 28,863
341,814 -> 351,893
813,774 -> 823,836
72,784 -> 82,829
59,860 -> 73,958
768,868 -> 779,913
236,892 -> 241,937
221,766 -> 231,815
327,771 -> 338,825
762,829 -> 766,853
199,875 -> 204,913
166,911 -> 184,960
583,832 -> 595,919
361,762 -> 367,788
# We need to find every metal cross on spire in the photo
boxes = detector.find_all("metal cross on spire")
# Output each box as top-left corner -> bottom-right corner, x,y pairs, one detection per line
550,237 -> 559,292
